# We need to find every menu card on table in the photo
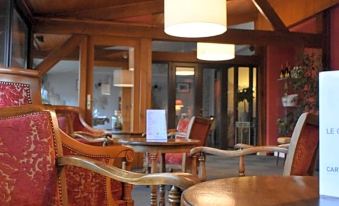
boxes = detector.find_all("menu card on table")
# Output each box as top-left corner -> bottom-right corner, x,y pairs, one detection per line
319,71 -> 339,198
146,109 -> 167,142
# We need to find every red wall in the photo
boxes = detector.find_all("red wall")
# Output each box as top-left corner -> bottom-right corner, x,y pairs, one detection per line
265,5 -> 338,145
265,46 -> 296,145
330,5 -> 339,70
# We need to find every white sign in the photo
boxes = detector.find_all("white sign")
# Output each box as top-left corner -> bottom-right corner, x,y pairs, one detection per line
319,71 -> 339,198
146,109 -> 167,142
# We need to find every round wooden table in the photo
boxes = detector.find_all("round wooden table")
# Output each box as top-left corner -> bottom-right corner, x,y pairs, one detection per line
181,176 -> 338,206
117,136 -> 200,206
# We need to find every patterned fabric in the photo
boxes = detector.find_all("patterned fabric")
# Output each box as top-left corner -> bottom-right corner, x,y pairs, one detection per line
165,153 -> 184,165
290,124 -> 319,176
70,111 -> 91,133
0,81 -> 32,107
63,147 -> 123,206
0,112 -> 61,205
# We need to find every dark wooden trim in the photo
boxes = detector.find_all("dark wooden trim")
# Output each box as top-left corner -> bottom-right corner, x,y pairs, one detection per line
256,46 -> 267,146
32,17 -> 323,48
251,0 -> 288,32
153,51 -> 261,65
168,62 -> 176,129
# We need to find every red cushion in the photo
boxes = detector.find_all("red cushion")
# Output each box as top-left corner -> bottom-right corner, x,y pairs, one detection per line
0,81 -> 32,107
165,153 -> 184,165
0,112 -> 61,205
63,147 -> 123,205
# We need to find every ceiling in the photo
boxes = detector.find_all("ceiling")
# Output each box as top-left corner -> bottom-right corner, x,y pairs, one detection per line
22,0 -> 335,64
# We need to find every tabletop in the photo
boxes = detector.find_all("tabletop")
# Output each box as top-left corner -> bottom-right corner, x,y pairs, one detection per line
181,176 -> 339,206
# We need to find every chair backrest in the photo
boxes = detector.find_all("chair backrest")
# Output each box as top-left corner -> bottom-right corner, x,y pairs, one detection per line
0,68 -> 41,107
0,105 -> 66,205
283,112 -> 319,176
187,116 -> 213,146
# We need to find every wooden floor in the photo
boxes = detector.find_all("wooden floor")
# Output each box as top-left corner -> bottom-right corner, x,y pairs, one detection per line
132,154 -> 287,206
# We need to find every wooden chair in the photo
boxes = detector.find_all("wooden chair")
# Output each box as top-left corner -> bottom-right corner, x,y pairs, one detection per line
0,105 -> 200,205
165,116 -> 213,172
0,68 -> 132,205
190,112 -> 319,180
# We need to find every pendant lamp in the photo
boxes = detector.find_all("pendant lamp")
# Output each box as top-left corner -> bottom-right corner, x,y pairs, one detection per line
164,0 -> 227,38
197,43 -> 235,61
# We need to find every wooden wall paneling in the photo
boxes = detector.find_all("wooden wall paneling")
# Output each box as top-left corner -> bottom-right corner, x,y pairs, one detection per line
138,38 -> 152,132
121,87 -> 132,132
33,18 -> 323,48
79,36 -> 88,117
35,34 -> 84,76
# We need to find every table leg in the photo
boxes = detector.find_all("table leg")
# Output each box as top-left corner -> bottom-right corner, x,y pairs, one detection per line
159,153 -> 166,206
149,153 -> 158,206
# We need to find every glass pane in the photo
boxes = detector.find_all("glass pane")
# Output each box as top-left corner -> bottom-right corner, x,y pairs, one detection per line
227,67 -> 235,145
41,60 -> 80,106
10,9 -> 28,68
237,67 -> 250,121
176,66 -> 195,124
152,63 -> 168,111
93,45 -> 134,132
0,0 -> 9,66
202,68 -> 215,146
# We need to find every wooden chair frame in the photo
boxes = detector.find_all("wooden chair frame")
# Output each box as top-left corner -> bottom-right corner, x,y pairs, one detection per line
190,113 -> 318,180
0,104 -> 200,205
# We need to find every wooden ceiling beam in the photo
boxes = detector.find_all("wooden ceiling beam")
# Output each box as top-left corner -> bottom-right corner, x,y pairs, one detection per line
33,17 -> 323,48
46,0 -> 163,21
153,51 -> 260,65
251,0 -> 288,32
36,34 -> 84,76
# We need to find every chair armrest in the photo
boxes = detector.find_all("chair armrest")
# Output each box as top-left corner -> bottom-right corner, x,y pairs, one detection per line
58,155 -> 200,190
190,146 -> 288,157
234,143 -> 254,149
278,143 -> 290,149
60,129 -> 134,159
72,132 -> 110,145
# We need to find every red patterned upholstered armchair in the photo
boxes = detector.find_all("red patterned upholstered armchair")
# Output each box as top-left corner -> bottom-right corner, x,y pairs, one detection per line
0,105 -> 200,205
0,68 -> 133,205
191,112 -> 319,180
165,116 -> 213,172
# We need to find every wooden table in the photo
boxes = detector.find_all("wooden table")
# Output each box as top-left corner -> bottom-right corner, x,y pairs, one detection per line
117,136 -> 200,206
182,176 -> 339,206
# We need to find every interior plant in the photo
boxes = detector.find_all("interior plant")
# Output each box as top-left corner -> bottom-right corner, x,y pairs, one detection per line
277,52 -> 321,136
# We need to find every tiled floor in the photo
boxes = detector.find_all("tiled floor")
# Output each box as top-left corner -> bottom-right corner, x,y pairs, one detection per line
132,154 -> 285,206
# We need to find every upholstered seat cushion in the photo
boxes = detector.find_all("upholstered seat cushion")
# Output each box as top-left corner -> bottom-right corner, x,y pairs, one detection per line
0,112 -> 61,205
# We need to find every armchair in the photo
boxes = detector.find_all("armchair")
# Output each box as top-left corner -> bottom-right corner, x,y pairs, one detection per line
0,68 -> 133,205
0,105 -> 200,205
191,112 -> 318,180
166,116 -> 213,172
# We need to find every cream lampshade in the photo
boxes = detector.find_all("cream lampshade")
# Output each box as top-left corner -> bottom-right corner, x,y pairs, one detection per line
113,70 -> 134,87
164,0 -> 227,38
197,43 -> 235,61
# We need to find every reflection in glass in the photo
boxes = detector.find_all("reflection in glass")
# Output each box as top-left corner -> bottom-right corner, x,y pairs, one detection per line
152,63 -> 168,111
92,45 -> 134,132
176,66 -> 195,124
40,60 -> 80,106
0,0 -> 10,66
10,9 -> 28,68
